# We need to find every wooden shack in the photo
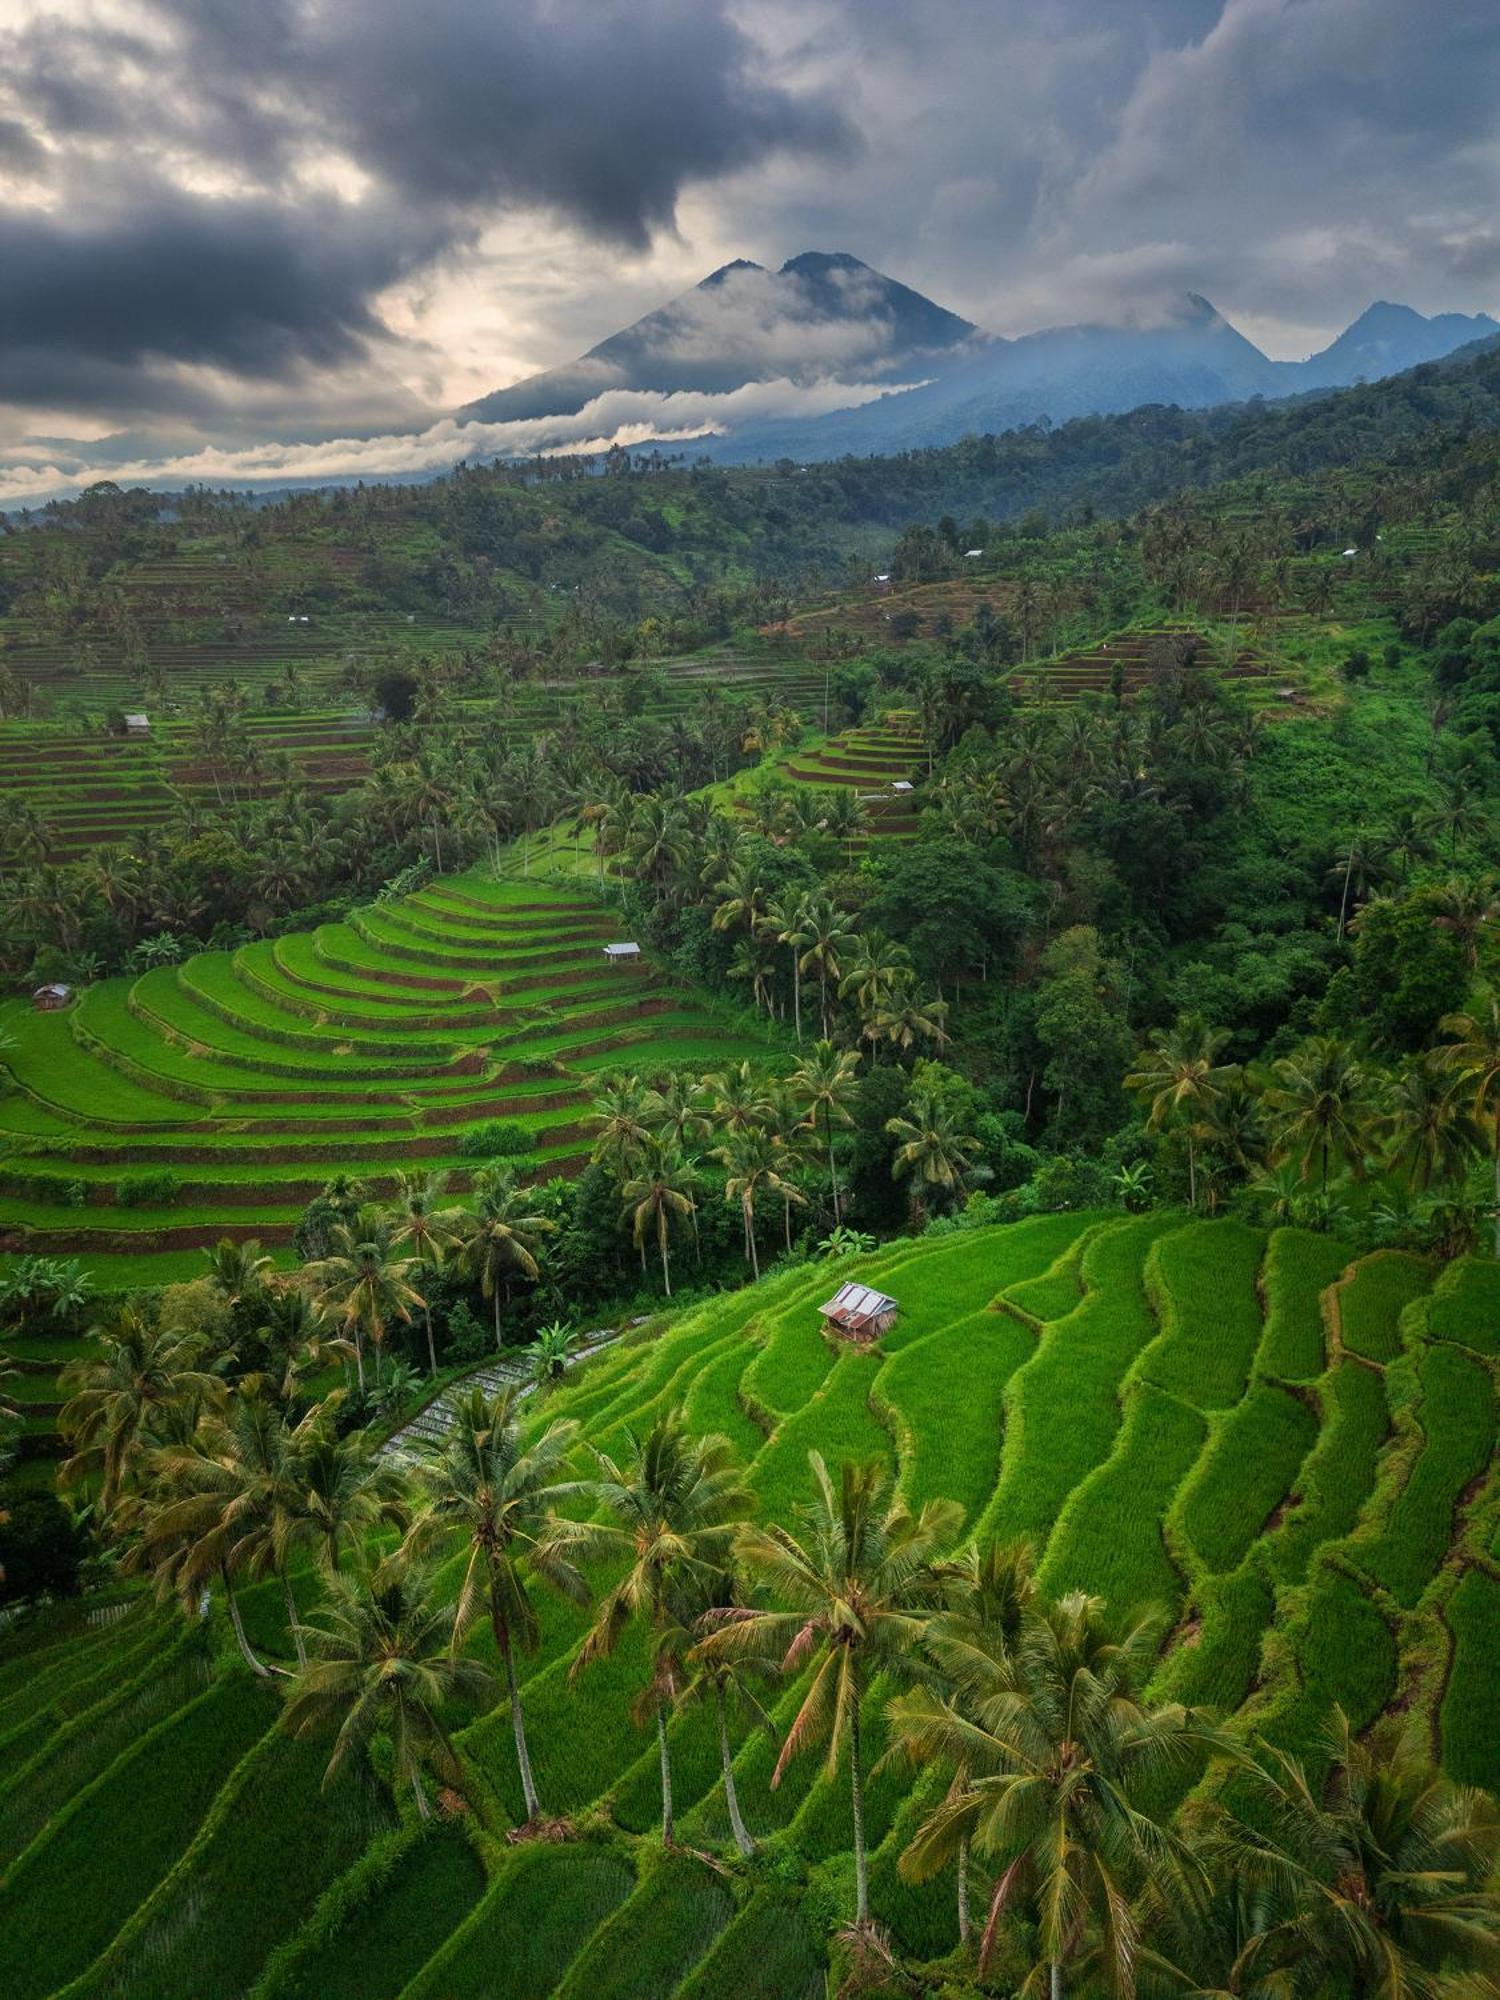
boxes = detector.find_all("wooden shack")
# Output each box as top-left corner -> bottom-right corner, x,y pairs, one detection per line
32,983 -> 73,1011
818,1281 -> 899,1343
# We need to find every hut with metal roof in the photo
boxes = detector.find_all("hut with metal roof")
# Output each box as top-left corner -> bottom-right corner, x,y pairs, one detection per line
818,1280 -> 899,1342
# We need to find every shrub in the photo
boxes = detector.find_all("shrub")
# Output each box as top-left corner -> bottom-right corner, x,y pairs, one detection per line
0,1491 -> 84,1605
115,1170 -> 183,1208
457,1121 -> 534,1159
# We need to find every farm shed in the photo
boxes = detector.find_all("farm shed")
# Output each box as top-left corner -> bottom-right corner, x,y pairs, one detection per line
602,942 -> 642,964
32,983 -> 73,1011
122,712 -> 150,736
819,1281 -> 899,1341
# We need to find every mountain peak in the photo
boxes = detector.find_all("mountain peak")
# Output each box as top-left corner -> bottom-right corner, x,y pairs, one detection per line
699,259 -> 764,288
779,250 -> 874,276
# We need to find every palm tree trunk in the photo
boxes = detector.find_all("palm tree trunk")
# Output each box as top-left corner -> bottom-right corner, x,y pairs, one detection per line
825,1104 -> 841,1226
500,1631 -> 541,1823
957,1832 -> 971,1946
715,1682 -> 755,1859
423,1301 -> 437,1376
657,1706 -> 675,1844
850,1677 -> 869,1926
220,1563 -> 271,1679
1187,1132 -> 1197,1211
493,1284 -> 502,1350
281,1568 -> 307,1669
1492,1128 -> 1500,1260
746,1196 -> 760,1281
659,1220 -> 672,1298
353,1325 -> 365,1394
1050,1962 -> 1063,2000
412,1770 -> 431,1820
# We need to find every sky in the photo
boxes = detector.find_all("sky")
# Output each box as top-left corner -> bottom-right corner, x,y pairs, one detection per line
2,0 -> 1498,499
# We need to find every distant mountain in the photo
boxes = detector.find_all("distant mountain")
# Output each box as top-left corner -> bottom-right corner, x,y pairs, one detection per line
461,251 -> 978,423
1293,300 -> 1500,389
457,254 -> 1497,463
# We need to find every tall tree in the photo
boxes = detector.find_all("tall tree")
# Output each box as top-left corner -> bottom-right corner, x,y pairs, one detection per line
620,1139 -> 697,1297
791,1040 -> 860,1226
886,1083 -> 982,1222
559,1415 -> 753,1843
888,1590 -> 1223,1991
1439,994 -> 1500,1256
388,1170 -> 464,1375
407,1385 -> 585,1825
457,1167 -> 555,1349
307,1209 -> 425,1391
58,1308 -> 223,1513
1125,1013 -> 1234,1211
699,1453 -> 961,1926
1263,1036 -> 1374,1191
283,1550 -> 494,1819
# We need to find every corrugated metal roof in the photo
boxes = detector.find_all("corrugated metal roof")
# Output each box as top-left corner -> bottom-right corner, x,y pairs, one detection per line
822,1282 -> 897,1317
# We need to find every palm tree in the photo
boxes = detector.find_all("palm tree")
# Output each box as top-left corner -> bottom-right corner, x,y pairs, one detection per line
283,1550 -> 494,1819
671,1566 -> 777,1860
699,1454 -> 962,1926
799,896 -> 857,1039
791,1040 -> 860,1226
278,1412 -> 409,1575
407,1386 -> 585,1824
558,1415 -> 754,1843
716,1128 -> 803,1281
886,1540 -> 1038,1948
1439,995 -> 1500,1256
457,1167 -> 556,1349
840,930 -> 913,1057
58,1308 -> 223,1512
1377,1054 -> 1482,1195
1125,1013 -> 1234,1211
886,1084 -> 982,1222
704,1058 -> 775,1142
307,1209 -> 425,1392
621,1139 -> 698,1296
712,859 -> 769,944
1263,1036 -> 1374,1191
887,1590 -> 1224,1990
202,1237 -> 273,1307
1430,875 -> 1500,972
1189,1710 -> 1500,2000
388,1170 -> 464,1375
643,1074 -> 711,1155
589,1074 -> 654,1180
765,890 -> 814,1041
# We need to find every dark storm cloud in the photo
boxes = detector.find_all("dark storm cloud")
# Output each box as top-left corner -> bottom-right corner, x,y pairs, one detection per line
0,0 -> 854,417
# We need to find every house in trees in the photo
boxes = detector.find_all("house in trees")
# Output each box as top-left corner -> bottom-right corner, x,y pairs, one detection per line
32,983 -> 73,1011
819,1282 -> 899,1342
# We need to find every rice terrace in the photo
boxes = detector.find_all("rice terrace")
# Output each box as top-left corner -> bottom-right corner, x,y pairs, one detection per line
6,19 -> 1500,1994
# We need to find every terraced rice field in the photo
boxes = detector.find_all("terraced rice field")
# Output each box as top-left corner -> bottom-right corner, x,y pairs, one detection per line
3,1213 -> 1494,1995
0,651 -> 829,860
773,713 -> 925,845
1009,624 -> 1278,703
0,870 -> 771,1267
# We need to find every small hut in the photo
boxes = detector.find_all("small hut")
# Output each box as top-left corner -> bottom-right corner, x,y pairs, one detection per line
602,942 -> 642,967
819,1281 -> 899,1343
122,712 -> 151,737
32,983 -> 73,1011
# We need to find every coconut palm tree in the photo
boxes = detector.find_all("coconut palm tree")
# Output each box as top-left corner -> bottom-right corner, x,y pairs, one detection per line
58,1308 -> 223,1512
885,1540 -> 1039,1948
791,1040 -> 860,1226
1125,1014 -> 1235,1211
887,1589 -> 1224,1990
643,1074 -> 711,1155
620,1140 -> 698,1297
307,1209 -> 426,1392
715,1127 -> 803,1281
589,1074 -> 654,1181
388,1170 -> 464,1374
1263,1036 -> 1374,1192
764,889 -> 814,1041
1429,875 -> 1500,972
704,1058 -> 775,1142
799,896 -> 857,1039
699,1453 -> 962,1926
277,1412 -> 409,1575
202,1238 -> 274,1308
406,1385 -> 586,1824
457,1167 -> 556,1349
558,1414 -> 754,1843
840,930 -> 913,1058
886,1084 -> 982,1222
283,1549 -> 494,1819
1376,1054 -> 1482,1195
668,1565 -> 777,1860
1439,994 -> 1500,1256
1186,1710 -> 1500,2000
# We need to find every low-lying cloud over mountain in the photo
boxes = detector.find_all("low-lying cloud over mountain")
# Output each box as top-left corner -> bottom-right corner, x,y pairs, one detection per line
2,2 -> 1499,496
